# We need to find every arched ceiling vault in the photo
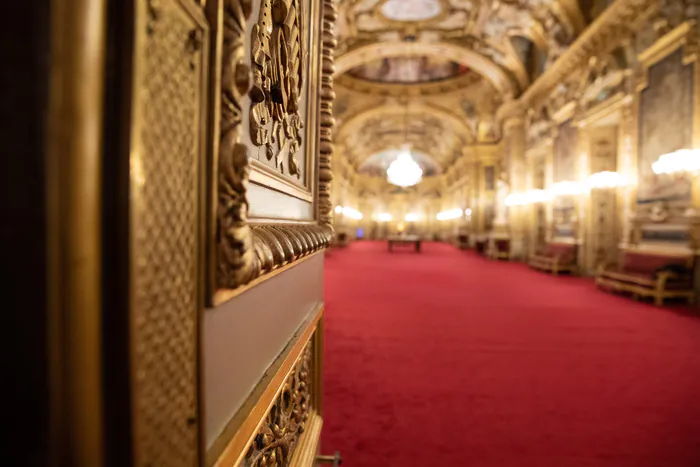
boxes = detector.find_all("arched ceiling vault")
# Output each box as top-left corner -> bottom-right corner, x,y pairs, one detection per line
332,0 -> 587,182
336,102 -> 475,174
335,41 -> 519,97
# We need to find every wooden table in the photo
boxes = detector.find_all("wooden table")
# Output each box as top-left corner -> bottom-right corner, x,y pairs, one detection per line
387,235 -> 421,252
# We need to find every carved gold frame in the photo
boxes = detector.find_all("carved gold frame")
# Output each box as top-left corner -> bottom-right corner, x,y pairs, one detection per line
206,0 -> 336,306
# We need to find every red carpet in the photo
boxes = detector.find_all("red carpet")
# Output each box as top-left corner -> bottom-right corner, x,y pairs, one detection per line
321,241 -> 700,466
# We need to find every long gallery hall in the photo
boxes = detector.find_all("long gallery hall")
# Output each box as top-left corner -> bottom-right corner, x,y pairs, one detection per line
323,242 -> 700,466
12,0 -> 700,466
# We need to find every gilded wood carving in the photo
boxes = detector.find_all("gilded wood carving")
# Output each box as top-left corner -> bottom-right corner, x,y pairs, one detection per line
215,0 -> 335,295
318,0 -> 338,228
244,342 -> 314,466
249,0 -> 305,177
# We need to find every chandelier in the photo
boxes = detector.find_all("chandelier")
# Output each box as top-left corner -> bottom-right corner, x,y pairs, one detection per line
387,99 -> 423,187
387,148 -> 423,187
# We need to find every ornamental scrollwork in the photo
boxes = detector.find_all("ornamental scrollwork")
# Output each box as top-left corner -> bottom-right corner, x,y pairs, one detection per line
244,343 -> 313,466
249,0 -> 305,178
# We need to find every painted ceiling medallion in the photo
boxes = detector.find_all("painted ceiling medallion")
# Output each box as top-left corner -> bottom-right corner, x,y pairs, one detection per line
381,0 -> 442,22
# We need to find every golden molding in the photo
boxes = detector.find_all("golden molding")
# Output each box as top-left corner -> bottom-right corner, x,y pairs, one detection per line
244,342 -> 314,466
249,0 -> 305,178
517,0 -> 659,110
319,0 -> 338,228
209,307 -> 323,467
213,0 -> 335,300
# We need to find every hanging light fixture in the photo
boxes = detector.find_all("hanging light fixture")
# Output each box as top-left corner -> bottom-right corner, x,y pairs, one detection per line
387,147 -> 423,187
387,99 -> 423,187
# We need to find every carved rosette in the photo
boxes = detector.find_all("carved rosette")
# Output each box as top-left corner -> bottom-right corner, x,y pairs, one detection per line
244,343 -> 314,466
318,0 -> 337,229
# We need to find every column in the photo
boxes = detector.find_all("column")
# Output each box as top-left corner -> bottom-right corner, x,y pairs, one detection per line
503,114 -> 527,260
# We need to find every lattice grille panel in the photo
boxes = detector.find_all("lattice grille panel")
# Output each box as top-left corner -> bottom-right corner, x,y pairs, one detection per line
131,0 -> 204,464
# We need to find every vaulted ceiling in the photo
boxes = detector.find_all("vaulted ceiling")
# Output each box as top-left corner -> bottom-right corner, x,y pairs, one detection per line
333,0 -> 587,181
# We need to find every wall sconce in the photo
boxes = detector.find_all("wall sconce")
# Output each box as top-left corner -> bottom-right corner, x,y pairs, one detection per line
465,208 -> 472,216
341,207 -> 363,220
334,205 -> 343,214
652,149 -> 700,174
549,180 -> 585,196
376,212 -> 393,222
404,213 -> 421,222
504,189 -> 552,206
436,209 -> 464,221
586,171 -> 627,189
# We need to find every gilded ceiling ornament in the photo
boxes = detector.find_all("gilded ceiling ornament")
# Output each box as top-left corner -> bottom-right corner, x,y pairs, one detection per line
249,0 -> 305,178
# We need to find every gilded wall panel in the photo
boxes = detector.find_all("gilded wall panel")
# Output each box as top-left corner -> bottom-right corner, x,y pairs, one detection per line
248,0 -> 310,185
212,0 -> 335,299
637,49 -> 694,205
129,0 -> 208,464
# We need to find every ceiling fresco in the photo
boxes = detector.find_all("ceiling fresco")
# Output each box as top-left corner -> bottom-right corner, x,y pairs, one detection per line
381,0 -> 443,22
346,55 -> 471,84
332,0 -> 587,185
337,0 -> 584,91
358,149 -> 443,177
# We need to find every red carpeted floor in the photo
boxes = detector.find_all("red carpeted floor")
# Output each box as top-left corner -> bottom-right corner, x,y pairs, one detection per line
321,241 -> 700,466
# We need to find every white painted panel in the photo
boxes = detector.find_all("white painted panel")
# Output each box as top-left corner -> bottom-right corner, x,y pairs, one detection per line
247,182 -> 315,220
203,254 -> 324,447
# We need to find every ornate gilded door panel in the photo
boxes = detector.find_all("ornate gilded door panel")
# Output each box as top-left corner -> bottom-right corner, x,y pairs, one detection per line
210,0 -> 335,301
127,0 -> 208,465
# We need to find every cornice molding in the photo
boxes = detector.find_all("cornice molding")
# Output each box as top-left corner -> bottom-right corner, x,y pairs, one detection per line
519,0 -> 659,109
334,41 -> 518,97
335,71 -> 484,96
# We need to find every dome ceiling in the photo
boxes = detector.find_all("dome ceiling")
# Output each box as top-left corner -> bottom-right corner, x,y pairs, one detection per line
337,0 -> 585,92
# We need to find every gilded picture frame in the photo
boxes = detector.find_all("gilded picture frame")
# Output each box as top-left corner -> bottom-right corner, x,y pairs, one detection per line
206,0 -> 336,306
633,22 -> 699,209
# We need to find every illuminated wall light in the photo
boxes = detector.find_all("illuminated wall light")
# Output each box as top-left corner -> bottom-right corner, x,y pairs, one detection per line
341,207 -> 363,220
436,208 -> 464,221
586,171 -> 626,189
504,193 -> 527,206
527,189 -> 553,203
465,208 -> 472,216
376,212 -> 393,222
549,180 -> 585,196
334,205 -> 343,214
652,149 -> 700,174
504,189 -> 552,206
404,213 -> 421,222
